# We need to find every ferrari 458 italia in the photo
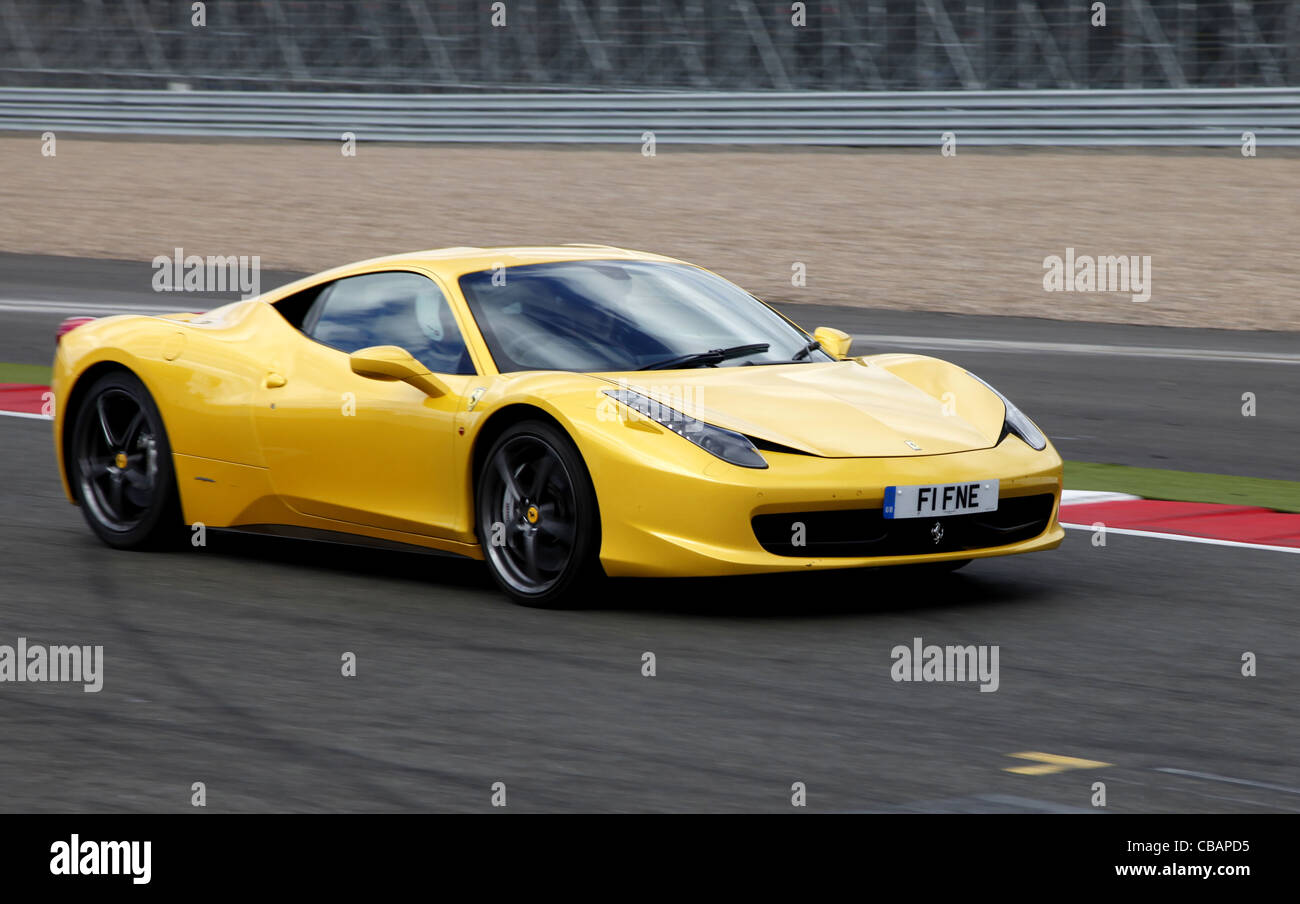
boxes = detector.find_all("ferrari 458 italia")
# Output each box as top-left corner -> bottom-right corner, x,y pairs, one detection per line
52,246 -> 1063,605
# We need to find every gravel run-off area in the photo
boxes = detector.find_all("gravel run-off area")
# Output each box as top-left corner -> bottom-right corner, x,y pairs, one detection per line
2,138 -> 1296,330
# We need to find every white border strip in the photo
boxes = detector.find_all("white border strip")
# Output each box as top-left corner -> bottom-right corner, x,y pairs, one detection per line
0,409 -> 51,420
1061,522 -> 1300,554
855,334 -> 1300,365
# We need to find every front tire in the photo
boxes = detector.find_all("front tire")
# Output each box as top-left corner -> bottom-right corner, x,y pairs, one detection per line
69,370 -> 182,549
476,420 -> 603,607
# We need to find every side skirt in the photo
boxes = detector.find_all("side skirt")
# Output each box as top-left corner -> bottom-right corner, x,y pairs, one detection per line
214,524 -> 477,560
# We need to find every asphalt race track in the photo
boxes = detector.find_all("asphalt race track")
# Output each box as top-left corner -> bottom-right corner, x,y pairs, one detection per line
1,253 -> 1297,812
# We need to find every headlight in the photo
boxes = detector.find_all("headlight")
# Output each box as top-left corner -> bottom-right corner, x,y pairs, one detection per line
603,388 -> 768,469
965,372 -> 1047,451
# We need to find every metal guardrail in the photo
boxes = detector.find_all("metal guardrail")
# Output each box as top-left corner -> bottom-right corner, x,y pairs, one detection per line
1,87 -> 1297,146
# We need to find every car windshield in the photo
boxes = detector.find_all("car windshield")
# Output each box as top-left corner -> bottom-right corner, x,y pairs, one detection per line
458,260 -> 832,373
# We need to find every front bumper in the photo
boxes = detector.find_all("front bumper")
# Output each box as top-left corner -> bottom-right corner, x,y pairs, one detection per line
587,431 -> 1063,578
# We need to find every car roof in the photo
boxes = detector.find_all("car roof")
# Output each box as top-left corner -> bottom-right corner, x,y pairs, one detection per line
255,245 -> 694,309
336,245 -> 686,282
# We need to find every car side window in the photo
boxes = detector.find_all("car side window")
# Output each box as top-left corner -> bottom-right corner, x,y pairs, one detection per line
303,271 -> 475,375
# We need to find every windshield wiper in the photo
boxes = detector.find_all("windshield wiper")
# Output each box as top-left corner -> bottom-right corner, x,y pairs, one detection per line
638,342 -> 770,371
790,339 -> 821,361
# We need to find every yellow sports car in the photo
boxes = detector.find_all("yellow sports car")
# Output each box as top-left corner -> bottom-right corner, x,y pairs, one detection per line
52,246 -> 1063,606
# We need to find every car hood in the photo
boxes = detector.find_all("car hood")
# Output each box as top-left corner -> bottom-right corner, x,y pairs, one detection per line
595,358 -> 1006,458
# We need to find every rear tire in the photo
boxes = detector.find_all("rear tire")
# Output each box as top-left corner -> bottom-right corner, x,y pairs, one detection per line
476,420 -> 604,607
69,370 -> 183,550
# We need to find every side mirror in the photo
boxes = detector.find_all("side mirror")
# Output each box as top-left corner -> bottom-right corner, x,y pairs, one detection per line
349,345 -> 448,397
813,327 -> 853,360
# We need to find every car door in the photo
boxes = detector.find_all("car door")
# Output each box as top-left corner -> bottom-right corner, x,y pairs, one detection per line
252,269 -> 478,540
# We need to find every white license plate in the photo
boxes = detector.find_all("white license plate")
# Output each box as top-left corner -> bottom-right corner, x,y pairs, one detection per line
883,480 -> 999,519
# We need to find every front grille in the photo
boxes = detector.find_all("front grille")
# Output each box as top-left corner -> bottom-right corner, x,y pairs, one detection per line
752,493 -> 1056,558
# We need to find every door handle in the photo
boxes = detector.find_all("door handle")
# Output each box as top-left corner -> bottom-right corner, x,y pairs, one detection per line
265,372 -> 287,388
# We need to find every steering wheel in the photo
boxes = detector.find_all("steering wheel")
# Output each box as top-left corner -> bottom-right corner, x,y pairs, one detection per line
500,329 -> 581,370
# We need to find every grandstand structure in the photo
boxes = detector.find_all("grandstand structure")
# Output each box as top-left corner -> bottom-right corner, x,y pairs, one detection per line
1,0 -> 1298,92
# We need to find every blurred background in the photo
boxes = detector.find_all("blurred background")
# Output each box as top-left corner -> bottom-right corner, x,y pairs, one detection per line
1,2 -> 1298,327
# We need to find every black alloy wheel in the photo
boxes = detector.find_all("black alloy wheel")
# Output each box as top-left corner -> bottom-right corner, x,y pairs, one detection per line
476,420 -> 602,607
70,371 -> 182,549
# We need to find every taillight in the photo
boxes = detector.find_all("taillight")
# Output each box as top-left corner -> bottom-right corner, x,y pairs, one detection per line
56,317 -> 95,345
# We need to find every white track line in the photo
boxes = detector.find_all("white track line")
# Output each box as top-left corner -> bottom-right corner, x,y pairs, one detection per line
0,298 -> 192,315
1060,522 -> 1300,554
1154,768 -> 1300,796
4,301 -> 1297,364
1060,490 -> 1143,505
855,334 -> 1300,365
0,410 -> 51,420
0,425 -> 1290,550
